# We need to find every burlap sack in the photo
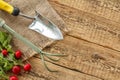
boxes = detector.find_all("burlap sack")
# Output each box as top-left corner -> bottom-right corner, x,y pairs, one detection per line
0,0 -> 68,60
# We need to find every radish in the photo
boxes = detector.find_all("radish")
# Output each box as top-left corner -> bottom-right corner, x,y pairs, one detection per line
15,50 -> 22,59
12,66 -> 21,74
24,64 -> 31,71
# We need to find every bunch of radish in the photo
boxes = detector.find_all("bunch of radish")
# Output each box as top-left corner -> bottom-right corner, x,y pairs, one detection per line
0,31 -> 32,80
1,49 -> 31,80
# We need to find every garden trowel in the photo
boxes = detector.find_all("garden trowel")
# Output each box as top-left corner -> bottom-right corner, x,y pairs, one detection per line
0,0 -> 63,40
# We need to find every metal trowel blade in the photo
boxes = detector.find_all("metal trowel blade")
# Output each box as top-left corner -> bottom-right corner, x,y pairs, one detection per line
29,13 -> 63,40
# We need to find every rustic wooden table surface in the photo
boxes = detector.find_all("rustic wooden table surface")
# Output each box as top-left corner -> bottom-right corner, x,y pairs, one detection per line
18,0 -> 120,80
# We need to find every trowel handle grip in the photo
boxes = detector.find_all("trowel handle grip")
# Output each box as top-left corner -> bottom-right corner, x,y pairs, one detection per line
0,0 -> 20,16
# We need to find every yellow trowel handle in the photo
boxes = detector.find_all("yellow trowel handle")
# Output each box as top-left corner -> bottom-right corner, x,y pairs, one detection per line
0,0 -> 20,16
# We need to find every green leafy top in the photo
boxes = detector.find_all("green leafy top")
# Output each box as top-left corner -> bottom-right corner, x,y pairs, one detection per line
0,31 -> 12,51
0,31 -> 22,80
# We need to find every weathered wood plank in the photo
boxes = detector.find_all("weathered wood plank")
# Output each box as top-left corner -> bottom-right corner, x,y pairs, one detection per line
37,1 -> 120,80
19,57 -> 102,80
48,0 -> 120,52
3,0 -> 120,80
19,0 -> 120,80
40,36 -> 120,80
50,0 -> 120,23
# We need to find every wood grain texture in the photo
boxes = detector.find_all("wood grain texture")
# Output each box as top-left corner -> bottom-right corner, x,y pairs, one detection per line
3,0 -> 120,80
37,0 -> 120,80
49,0 -> 120,52
19,57 -> 101,80
40,36 -> 120,80
51,0 -> 120,23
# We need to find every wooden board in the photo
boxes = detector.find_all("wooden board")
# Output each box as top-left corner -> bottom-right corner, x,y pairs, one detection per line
2,0 -> 120,80
19,0 -> 120,80
47,0 -> 120,80
49,0 -> 120,52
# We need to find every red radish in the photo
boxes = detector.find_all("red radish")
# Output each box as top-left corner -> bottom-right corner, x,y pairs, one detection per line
15,50 -> 22,59
9,76 -> 18,80
1,49 -> 8,56
24,64 -> 31,71
12,66 -> 21,74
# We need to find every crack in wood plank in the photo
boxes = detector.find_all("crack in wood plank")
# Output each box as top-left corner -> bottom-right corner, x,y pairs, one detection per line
68,34 -> 120,53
